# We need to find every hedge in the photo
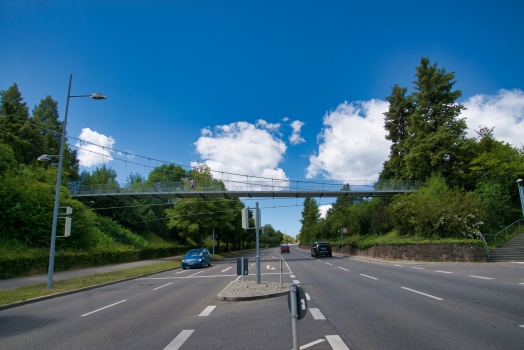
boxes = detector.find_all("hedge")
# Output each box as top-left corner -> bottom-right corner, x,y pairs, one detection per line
0,246 -> 193,279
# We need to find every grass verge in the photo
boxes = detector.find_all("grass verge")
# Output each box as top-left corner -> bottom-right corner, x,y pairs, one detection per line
0,260 -> 181,307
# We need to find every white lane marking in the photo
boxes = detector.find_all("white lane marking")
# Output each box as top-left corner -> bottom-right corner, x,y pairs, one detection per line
401,287 -> 443,301
293,280 -> 301,284
222,267 -> 232,272
198,306 -> 216,316
175,271 -> 186,274
468,275 -> 494,280
164,330 -> 194,350
81,300 -> 127,317
393,264 -> 403,267
411,267 -> 425,270
153,282 -> 173,290
309,308 -> 326,320
297,339 -> 326,349
290,275 -> 296,278
305,293 -> 311,301
519,283 -> 524,285
235,275 -> 241,281
188,270 -> 205,277
360,274 -> 378,280
519,325 -> 524,328
435,271 -> 453,274
325,335 -> 350,350
338,267 -> 349,271
326,263 -> 333,265
266,265 -> 276,270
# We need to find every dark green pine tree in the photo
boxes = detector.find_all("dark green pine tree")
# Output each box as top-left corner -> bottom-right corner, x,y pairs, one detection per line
403,57 -> 468,182
299,198 -> 320,243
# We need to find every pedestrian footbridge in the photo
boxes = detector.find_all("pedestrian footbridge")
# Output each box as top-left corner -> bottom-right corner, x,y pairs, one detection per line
70,180 -> 421,201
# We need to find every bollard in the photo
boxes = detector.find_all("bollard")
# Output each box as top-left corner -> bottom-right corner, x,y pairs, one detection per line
289,283 -> 299,350
279,258 -> 282,287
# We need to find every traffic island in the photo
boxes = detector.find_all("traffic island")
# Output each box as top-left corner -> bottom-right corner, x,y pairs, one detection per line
217,280 -> 290,301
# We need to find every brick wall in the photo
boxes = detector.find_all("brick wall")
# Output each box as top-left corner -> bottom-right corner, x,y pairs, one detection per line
300,243 -> 486,262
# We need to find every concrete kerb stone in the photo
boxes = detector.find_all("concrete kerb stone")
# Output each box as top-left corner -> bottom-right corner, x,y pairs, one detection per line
217,280 -> 290,301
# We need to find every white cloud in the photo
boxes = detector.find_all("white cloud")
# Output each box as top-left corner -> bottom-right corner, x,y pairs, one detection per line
194,121 -> 289,190
282,117 -> 289,122
306,100 -> 390,180
289,120 -> 305,145
256,119 -> 281,132
319,204 -> 332,219
462,89 -> 524,147
75,128 -> 115,167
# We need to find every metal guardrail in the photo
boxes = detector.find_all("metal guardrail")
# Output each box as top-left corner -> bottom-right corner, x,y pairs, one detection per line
482,219 -> 524,245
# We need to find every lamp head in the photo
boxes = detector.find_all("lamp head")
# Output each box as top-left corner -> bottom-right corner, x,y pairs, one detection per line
518,179 -> 523,183
37,154 -> 52,162
90,93 -> 107,100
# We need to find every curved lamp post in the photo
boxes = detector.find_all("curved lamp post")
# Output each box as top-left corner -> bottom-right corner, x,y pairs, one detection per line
38,74 -> 106,289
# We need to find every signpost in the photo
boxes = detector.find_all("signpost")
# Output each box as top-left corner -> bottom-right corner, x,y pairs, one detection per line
237,257 -> 248,282
341,227 -> 348,255
288,283 -> 308,350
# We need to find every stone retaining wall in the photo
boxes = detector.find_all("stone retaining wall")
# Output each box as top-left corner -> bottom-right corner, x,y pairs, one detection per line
300,243 -> 486,262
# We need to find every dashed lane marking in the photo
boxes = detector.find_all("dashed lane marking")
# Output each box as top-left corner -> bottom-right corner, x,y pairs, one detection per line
293,279 -> 301,284
153,282 -> 173,290
338,267 -> 349,271
326,263 -> 333,265
360,274 -> 378,280
401,287 -> 443,301
295,339 -> 326,349
393,264 -> 403,267
163,330 -> 194,350
325,335 -> 350,350
198,306 -> 216,316
81,300 -> 127,317
305,293 -> 311,300
468,275 -> 494,280
435,271 -> 453,274
309,308 -> 326,320
411,267 -> 425,270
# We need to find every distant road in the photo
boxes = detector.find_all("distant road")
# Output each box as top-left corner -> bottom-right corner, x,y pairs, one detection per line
1,246 -> 523,349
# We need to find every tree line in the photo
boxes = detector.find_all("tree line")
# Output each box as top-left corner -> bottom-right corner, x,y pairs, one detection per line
299,58 -> 524,244
0,83 -> 285,253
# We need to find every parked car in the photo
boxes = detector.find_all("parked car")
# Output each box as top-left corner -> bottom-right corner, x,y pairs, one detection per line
182,248 -> 211,269
281,244 -> 290,253
311,242 -> 332,258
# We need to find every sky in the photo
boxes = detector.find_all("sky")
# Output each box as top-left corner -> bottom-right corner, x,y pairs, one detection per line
1,0 -> 524,238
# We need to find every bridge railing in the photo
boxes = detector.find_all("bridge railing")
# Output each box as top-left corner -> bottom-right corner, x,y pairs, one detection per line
70,179 -> 422,196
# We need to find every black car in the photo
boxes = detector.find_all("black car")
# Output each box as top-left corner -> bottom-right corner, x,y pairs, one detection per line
311,242 -> 332,258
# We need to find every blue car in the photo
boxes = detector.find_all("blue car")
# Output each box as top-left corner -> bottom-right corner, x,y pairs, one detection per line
182,248 -> 212,269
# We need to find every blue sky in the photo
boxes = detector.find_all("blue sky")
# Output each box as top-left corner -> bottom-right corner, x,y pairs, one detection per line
2,0 -> 524,237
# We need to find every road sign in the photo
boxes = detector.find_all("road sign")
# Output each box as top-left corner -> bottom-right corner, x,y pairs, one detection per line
342,227 -> 348,234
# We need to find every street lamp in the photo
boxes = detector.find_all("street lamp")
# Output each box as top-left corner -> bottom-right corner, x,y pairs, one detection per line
517,179 -> 524,219
38,74 -> 106,289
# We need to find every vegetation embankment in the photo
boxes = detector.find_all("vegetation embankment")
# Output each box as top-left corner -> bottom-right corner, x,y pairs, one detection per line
298,57 -> 524,249
0,248 -> 255,307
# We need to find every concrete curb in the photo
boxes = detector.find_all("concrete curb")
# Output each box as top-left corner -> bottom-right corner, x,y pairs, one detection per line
216,280 -> 290,301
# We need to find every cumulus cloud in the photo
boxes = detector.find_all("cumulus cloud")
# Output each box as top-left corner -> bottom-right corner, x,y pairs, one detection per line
306,100 -> 390,180
75,128 -> 115,167
462,89 -> 524,147
289,120 -> 305,145
256,119 -> 281,132
319,204 -> 332,219
194,121 -> 289,190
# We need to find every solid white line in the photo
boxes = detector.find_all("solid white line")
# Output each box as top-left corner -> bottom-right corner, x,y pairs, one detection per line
325,335 -> 349,350
81,300 -> 127,317
468,275 -> 494,280
338,267 -> 349,271
153,282 -> 173,290
163,330 -> 194,350
198,306 -> 216,316
293,280 -> 301,284
309,308 -> 326,320
435,271 -> 453,274
305,293 -> 311,300
401,287 -> 443,301
297,339 -> 326,349
411,267 -> 425,270
360,274 -> 378,280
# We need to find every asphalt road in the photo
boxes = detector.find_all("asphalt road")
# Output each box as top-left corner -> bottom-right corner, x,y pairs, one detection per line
1,246 -> 524,349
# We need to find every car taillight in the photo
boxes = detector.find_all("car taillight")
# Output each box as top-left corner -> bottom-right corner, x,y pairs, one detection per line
315,247 -> 319,251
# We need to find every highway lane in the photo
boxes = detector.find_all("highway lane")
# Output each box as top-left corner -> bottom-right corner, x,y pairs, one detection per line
0,249 -> 349,350
287,247 -> 524,349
